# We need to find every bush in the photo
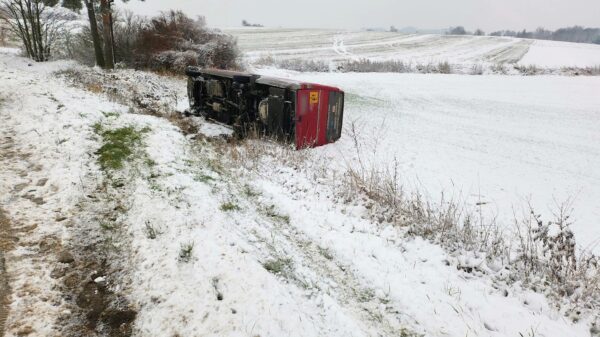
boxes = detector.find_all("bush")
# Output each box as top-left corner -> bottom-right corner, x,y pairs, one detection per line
112,10 -> 146,67
491,63 -> 508,74
255,56 -> 329,72
470,63 -> 484,75
134,10 -> 240,72
448,26 -> 468,35
437,61 -> 452,74
338,59 -> 411,73
63,10 -> 240,73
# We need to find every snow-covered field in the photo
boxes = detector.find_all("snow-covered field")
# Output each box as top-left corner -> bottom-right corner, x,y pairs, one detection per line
521,39 -> 600,68
227,28 -> 600,70
254,69 -> 600,254
1,46 -> 598,337
225,28 -> 600,251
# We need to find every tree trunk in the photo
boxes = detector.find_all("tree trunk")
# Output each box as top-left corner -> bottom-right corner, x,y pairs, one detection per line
100,0 -> 114,69
84,0 -> 104,68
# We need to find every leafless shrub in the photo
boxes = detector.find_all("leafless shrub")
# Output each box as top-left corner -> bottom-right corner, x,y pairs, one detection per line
515,64 -> 542,76
470,63 -> 484,75
437,61 -> 452,74
0,1 -> 76,61
254,55 -> 329,72
254,57 -> 458,75
513,201 -> 599,312
414,62 -> 436,73
62,9 -> 143,66
491,63 -> 508,74
112,10 -> 146,67
560,65 -> 600,76
338,58 -> 412,73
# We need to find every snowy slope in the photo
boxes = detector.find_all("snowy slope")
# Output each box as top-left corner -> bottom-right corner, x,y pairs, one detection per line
227,28 -> 600,69
0,50 -> 595,337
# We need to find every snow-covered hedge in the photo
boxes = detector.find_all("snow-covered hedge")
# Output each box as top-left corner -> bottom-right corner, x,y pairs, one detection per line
62,9 -> 240,73
133,10 -> 240,73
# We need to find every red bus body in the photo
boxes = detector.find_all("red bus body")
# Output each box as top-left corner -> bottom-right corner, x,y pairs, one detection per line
295,84 -> 344,149
186,68 -> 344,149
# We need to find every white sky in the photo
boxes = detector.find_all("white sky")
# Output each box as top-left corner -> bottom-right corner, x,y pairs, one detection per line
118,0 -> 600,32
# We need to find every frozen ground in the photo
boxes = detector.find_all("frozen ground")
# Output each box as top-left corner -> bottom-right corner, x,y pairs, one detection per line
0,50 -> 596,337
227,28 -> 600,70
256,68 -> 600,254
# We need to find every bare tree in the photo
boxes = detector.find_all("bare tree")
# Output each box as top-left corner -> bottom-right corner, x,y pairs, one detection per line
82,0 -> 104,67
79,0 -> 143,69
0,0 -> 69,61
448,26 -> 468,35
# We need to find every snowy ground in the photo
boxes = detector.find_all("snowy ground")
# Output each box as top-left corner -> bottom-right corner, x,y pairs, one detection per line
521,39 -> 600,68
227,28 -> 600,71
0,50 -> 597,336
255,68 -> 600,254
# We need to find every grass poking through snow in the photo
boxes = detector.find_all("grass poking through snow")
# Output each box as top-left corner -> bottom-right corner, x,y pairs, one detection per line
263,258 -> 293,275
178,242 -> 194,263
145,221 -> 161,239
220,202 -> 241,212
94,123 -> 150,171
263,205 -> 290,224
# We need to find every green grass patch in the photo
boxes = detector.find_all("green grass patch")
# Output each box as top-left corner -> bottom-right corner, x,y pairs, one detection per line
92,122 -> 103,134
102,111 -> 121,118
194,173 -> 215,183
94,125 -> 150,171
220,202 -> 241,212
145,158 -> 157,167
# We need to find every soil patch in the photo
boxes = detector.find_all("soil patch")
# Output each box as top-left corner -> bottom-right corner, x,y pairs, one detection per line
0,208 -> 15,337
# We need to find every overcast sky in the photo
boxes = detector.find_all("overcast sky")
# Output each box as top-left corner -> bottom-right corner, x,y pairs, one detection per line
118,0 -> 600,32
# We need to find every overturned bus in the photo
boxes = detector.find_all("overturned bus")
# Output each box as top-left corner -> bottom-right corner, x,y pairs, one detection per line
185,67 -> 344,149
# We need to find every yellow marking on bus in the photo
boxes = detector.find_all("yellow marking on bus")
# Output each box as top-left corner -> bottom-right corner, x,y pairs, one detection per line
310,91 -> 319,104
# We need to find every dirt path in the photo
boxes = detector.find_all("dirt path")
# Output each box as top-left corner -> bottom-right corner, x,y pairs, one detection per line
0,208 -> 13,337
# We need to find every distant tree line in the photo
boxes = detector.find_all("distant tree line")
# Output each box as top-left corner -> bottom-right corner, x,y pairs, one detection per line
447,25 -> 600,44
242,19 -> 263,27
490,26 -> 600,44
